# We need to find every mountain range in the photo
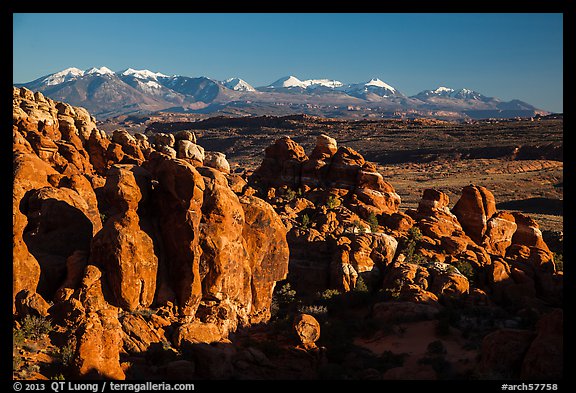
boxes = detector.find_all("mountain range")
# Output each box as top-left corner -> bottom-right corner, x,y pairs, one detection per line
16,67 -> 547,120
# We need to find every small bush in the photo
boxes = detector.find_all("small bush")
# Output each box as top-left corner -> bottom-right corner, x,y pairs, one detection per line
20,315 -> 52,340
50,374 -> 65,380
276,282 -> 296,303
60,343 -> 75,367
454,259 -> 475,284
353,276 -> 369,293
553,253 -> 563,272
284,188 -> 297,201
13,353 -> 22,372
13,329 -> 25,347
325,195 -> 341,209
298,304 -> 328,317
301,214 -> 310,229
400,226 -> 427,265
320,289 -> 341,300
367,213 -> 379,233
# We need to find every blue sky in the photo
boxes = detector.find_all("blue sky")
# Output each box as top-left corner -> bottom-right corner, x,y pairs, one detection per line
13,13 -> 563,112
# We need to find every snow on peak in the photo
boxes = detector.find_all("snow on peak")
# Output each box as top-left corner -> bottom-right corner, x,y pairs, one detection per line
268,76 -> 344,89
268,75 -> 306,88
86,66 -> 115,75
302,79 -> 343,88
223,77 -> 256,92
121,68 -> 168,80
365,78 -> 396,92
43,67 -> 85,85
432,86 -> 455,94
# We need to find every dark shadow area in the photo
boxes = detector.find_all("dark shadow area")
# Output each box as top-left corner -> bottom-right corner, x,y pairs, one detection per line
20,191 -> 94,300
496,198 -> 563,216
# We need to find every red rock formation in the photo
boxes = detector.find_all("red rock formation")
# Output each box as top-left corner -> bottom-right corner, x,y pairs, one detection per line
253,136 -> 308,187
240,195 -> 290,323
293,313 -> 321,349
147,153 -> 205,317
482,211 -> 517,256
452,185 -> 497,244
73,309 -> 126,379
415,189 -> 465,239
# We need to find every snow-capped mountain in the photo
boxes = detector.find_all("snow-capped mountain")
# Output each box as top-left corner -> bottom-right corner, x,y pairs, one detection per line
85,66 -> 115,76
342,78 -> 403,99
413,86 -> 488,101
120,68 -> 169,81
15,67 -> 546,120
41,67 -> 86,86
265,76 -> 344,90
222,77 -> 256,92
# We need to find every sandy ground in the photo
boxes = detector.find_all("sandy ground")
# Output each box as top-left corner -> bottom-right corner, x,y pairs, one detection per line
354,320 -> 477,379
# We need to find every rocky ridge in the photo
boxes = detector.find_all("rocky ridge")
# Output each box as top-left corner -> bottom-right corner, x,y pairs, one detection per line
13,87 -> 289,379
13,87 -> 562,380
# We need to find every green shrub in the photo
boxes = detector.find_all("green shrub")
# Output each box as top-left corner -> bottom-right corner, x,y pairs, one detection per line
319,289 -> 341,300
399,226 -> 427,265
20,315 -> 52,340
13,353 -> 22,372
301,214 -> 310,229
325,195 -> 341,209
553,252 -> 563,272
367,213 -> 379,233
454,259 -> 475,284
50,374 -> 65,380
60,343 -> 75,367
284,188 -> 297,201
13,329 -> 25,347
298,304 -> 328,317
353,276 -> 369,293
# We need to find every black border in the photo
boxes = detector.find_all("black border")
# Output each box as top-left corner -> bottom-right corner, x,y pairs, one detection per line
6,1 -> 571,389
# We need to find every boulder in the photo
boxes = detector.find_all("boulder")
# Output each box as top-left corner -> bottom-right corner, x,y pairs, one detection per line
482,211 -> 517,256
204,151 -> 231,173
15,290 -> 51,318
177,140 -> 205,163
173,321 -> 224,347
154,133 -> 175,148
293,313 -> 321,349
310,134 -> 337,160
175,130 -> 197,143
121,314 -> 166,353
253,136 -> 308,187
452,185 -> 497,244
197,167 -> 250,327
73,309 -> 126,380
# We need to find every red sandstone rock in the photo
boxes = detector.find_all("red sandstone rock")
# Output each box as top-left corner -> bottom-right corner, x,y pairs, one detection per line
293,313 -> 321,349
483,211 -> 517,256
147,153 -> 205,317
452,185 -> 497,244
73,309 -> 126,380
240,195 -> 290,323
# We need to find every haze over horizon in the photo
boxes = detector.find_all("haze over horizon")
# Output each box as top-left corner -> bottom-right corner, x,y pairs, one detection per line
13,13 -> 563,113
